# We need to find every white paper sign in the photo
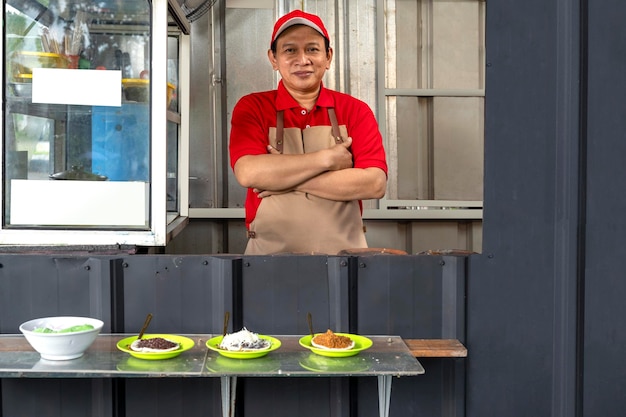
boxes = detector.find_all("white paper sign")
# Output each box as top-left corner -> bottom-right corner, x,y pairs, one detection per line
32,68 -> 122,107
10,180 -> 148,227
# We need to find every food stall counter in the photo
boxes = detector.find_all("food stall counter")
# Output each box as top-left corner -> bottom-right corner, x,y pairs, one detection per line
0,334 -> 424,417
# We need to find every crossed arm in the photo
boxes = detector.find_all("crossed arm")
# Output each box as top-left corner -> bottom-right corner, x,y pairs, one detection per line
233,137 -> 387,202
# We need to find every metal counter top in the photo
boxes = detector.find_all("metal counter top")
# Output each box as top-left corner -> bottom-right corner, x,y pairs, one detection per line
0,334 -> 423,378
0,334 -> 424,417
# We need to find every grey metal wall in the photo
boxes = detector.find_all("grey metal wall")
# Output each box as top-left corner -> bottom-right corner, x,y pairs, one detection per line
467,0 -> 581,412
0,253 -> 465,417
581,0 -> 626,414
467,0 -> 626,416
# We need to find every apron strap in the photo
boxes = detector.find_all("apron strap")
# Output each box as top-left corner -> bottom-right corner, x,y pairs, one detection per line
328,108 -> 343,144
275,111 -> 284,153
275,108 -> 342,153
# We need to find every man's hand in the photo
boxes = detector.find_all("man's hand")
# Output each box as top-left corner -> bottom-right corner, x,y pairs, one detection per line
253,188 -> 290,198
324,136 -> 353,170
266,144 -> 281,155
267,136 -> 353,171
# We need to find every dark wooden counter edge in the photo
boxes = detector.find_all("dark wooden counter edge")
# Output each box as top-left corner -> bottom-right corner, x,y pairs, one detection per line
404,339 -> 467,358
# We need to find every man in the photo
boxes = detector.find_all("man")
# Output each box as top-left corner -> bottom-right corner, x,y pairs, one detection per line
229,10 -> 387,254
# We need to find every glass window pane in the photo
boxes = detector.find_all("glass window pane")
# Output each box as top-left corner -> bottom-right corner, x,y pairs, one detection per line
388,0 -> 484,90
386,96 -> 483,201
3,0 -> 152,229
384,0 -> 485,205
165,32 -> 180,216
167,35 -> 179,113
167,120 -> 179,213
432,1 -> 483,89
432,97 -> 483,200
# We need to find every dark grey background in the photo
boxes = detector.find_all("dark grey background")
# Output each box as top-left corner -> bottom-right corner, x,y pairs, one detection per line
467,0 -> 626,416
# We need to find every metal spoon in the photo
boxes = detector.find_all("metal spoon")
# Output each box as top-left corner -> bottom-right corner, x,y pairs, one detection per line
137,313 -> 153,340
307,312 -> 314,339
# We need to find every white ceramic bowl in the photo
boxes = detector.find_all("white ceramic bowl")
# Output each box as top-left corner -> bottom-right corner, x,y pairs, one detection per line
19,316 -> 104,360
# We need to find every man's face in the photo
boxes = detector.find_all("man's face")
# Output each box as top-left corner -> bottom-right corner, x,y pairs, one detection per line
269,25 -> 332,96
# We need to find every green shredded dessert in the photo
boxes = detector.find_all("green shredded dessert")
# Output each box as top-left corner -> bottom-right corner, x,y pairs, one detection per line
33,324 -> 95,333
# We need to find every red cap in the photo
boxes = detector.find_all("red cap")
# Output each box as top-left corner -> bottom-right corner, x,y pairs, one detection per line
270,10 -> 330,47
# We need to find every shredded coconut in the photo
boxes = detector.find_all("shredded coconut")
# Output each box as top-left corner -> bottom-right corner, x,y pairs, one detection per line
219,327 -> 271,351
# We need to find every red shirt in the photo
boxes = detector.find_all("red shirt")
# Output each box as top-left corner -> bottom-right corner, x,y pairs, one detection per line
229,81 -> 388,228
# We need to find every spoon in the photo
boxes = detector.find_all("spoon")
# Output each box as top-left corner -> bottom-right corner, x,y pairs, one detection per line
307,312 -> 315,339
204,312 -> 228,364
222,311 -> 230,337
137,313 -> 153,340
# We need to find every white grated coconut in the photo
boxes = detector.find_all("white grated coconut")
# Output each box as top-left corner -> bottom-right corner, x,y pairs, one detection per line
219,327 -> 271,351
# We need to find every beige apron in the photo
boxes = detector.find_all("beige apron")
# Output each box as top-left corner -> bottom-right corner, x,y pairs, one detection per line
244,109 -> 368,255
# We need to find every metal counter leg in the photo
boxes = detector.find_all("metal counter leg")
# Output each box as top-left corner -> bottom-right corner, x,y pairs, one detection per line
221,376 -> 237,417
377,375 -> 392,417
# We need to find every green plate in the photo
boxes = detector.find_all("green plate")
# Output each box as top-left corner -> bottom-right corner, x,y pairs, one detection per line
116,334 -> 195,360
206,335 -> 281,359
299,333 -> 373,357
299,353 -> 371,372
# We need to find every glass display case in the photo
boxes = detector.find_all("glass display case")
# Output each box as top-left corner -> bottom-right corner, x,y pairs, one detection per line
1,0 -> 190,246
